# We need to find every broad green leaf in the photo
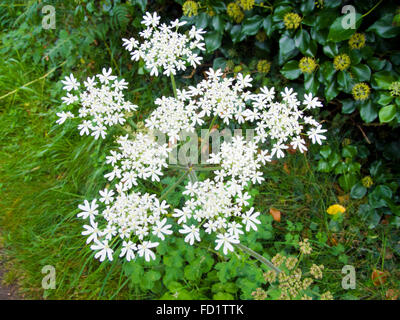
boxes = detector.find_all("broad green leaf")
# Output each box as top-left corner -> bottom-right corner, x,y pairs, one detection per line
367,14 -> 400,38
379,104 -> 397,123
350,64 -> 371,82
205,31 -> 222,52
372,71 -> 396,90
327,13 -> 362,42
341,99 -> 355,114
359,100 -> 377,123
279,35 -> 298,65
281,60 -> 301,80
241,15 -> 263,36
212,15 -> 225,33
350,182 -> 367,199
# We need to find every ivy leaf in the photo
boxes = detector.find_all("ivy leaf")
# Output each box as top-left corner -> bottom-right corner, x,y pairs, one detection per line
212,15 -> 225,33
213,57 -> 227,70
304,73 -> 318,95
379,104 -> 397,123
279,34 -> 298,65
281,60 -> 301,80
341,99 -> 355,114
372,71 -> 396,90
294,29 -> 311,55
325,80 -> 339,102
205,31 -> 222,52
350,182 -> 367,199
230,25 -> 245,43
367,14 -> 400,38
241,15 -> 263,36
323,42 -> 339,58
327,13 -> 362,42
131,0 -> 147,12
350,64 -> 371,82
360,100 -> 378,123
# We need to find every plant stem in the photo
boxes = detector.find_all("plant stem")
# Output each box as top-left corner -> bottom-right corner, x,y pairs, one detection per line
159,169 -> 190,202
235,243 -> 281,274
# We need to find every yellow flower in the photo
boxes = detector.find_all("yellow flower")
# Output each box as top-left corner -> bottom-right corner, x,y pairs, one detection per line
182,1 -> 199,17
333,54 -> 351,71
326,204 -> 346,215
389,81 -> 400,97
227,2 -> 244,23
352,82 -> 370,101
362,176 -> 374,188
349,33 -> 366,50
257,60 -> 271,74
299,57 -> 317,74
283,12 -> 302,30
239,0 -> 255,11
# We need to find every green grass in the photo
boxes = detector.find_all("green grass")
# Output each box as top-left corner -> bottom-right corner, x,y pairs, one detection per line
0,35 -> 399,301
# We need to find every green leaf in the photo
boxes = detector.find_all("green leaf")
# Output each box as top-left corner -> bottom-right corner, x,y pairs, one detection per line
327,13 -> 362,42
350,65 -> 371,82
342,145 -> 357,158
360,100 -> 377,123
205,31 -> 222,52
369,185 -> 392,208
195,12 -> 209,29
377,92 -> 393,106
294,29 -> 313,55
212,15 -> 225,33
279,35 -> 298,65
379,104 -> 397,123
372,71 -> 396,90
304,73 -> 318,95
320,61 -> 336,80
324,79 -> 339,102
337,71 -> 351,92
230,25 -> 245,43
323,42 -> 339,58
338,173 -> 358,192
241,15 -> 263,36
263,16 -> 273,37
350,182 -> 367,199
213,57 -> 227,70
367,14 -> 400,38
320,145 -> 332,159
317,160 -> 330,172
367,57 -> 386,71
281,60 -> 301,80
341,99 -> 355,114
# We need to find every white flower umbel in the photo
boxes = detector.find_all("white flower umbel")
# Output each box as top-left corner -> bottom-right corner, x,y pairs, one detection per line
207,135 -> 264,187
176,179 -> 260,255
104,133 -> 171,191
57,68 -> 137,139
80,190 -> 171,262
244,87 -> 326,158
122,12 -> 205,76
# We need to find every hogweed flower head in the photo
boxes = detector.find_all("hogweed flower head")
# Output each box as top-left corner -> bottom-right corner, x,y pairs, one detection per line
57,69 -> 137,139
122,12 -> 205,76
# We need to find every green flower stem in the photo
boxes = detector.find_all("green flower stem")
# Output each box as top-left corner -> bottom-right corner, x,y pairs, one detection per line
159,169 -> 190,202
170,73 -> 197,183
235,243 -> 281,274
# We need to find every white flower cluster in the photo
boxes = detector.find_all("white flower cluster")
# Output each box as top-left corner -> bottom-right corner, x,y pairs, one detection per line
208,135 -> 265,187
79,190 -> 171,262
144,68 -> 252,141
174,179 -> 260,255
145,94 -> 204,142
104,133 -> 171,191
245,88 -> 326,158
57,68 -> 137,139
64,12 -> 329,263
122,12 -> 205,76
